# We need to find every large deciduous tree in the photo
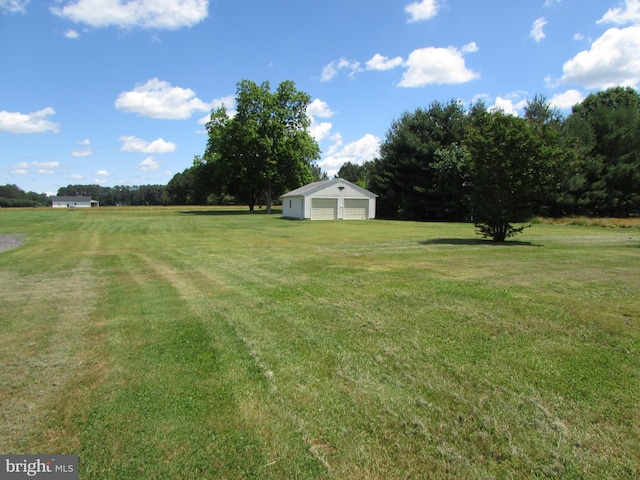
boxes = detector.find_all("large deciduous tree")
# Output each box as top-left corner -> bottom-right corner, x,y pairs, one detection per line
202,80 -> 320,213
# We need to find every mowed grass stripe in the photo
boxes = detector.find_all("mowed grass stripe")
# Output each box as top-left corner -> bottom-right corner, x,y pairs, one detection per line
1,207 -> 639,478
77,250 -> 325,478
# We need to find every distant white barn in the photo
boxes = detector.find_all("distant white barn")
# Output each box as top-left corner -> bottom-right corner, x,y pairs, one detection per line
280,178 -> 377,220
51,196 -> 99,208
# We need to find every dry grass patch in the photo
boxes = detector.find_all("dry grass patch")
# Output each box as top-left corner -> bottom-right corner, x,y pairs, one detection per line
0,267 -> 104,452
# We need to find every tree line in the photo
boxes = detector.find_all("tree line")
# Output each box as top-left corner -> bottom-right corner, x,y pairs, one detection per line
0,184 -> 49,208
56,184 -> 169,206
337,86 -> 640,239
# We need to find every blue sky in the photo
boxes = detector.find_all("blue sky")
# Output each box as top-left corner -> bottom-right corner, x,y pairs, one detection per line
1,0 -> 639,195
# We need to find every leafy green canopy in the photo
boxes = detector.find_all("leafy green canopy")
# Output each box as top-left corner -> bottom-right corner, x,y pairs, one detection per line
465,108 -> 563,241
369,100 -> 468,220
367,96 -> 578,240
564,86 -> 640,217
201,80 -> 320,213
0,184 -> 49,207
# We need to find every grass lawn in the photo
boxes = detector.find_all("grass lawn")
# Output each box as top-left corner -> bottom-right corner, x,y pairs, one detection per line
1,206 -> 639,479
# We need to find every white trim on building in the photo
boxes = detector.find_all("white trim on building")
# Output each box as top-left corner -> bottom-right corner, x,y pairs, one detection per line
51,196 -> 98,208
280,178 -> 377,220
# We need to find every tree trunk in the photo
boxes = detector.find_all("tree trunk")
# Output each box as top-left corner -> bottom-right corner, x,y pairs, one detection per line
266,178 -> 272,214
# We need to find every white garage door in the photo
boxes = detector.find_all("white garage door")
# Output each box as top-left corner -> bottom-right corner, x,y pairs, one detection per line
343,199 -> 369,220
311,198 -> 337,220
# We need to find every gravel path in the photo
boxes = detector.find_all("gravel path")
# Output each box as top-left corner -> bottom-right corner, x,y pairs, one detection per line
0,234 -> 26,252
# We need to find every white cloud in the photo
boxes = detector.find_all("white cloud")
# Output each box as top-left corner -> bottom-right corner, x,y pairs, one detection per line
0,0 -> 29,13
399,46 -> 479,87
10,161 -> 60,175
324,46 -> 478,87
307,98 -> 334,119
471,93 -> 491,104
196,94 -> 237,127
120,135 -> 176,153
115,78 -> 211,119
365,53 -> 404,71
138,156 -> 160,171
70,174 -> 84,180
10,166 -> 28,175
319,133 -> 380,177
72,149 -> 92,157
531,17 -> 548,42
96,169 -> 110,176
320,58 -> 361,82
598,0 -> 640,25
65,29 -> 80,39
0,107 -> 60,134
561,26 -> 640,88
210,94 -> 236,111
50,0 -> 209,30
72,138 -> 92,157
94,178 -> 109,184
461,42 -> 479,53
306,98 -> 335,142
573,33 -> 585,41
489,95 -> 528,116
38,167 -> 56,174
405,0 -> 438,23
549,89 -> 585,109
309,122 -> 333,142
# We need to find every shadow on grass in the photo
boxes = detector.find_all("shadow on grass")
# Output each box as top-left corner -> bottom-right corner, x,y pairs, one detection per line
179,208 -> 282,216
420,238 -> 542,247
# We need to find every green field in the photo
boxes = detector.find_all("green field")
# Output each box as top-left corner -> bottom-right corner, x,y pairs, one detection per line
1,207 -> 639,479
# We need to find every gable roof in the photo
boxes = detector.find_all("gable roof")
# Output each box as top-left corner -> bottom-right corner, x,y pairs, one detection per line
281,178 -> 377,198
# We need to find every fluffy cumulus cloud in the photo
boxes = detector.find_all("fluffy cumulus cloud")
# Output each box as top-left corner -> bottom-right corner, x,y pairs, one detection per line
399,46 -> 479,87
96,169 -> 110,176
561,26 -> 640,88
598,0 -> 640,25
319,133 -> 380,177
489,94 -> 528,116
324,45 -> 478,87
549,89 -> 585,109
306,98 -> 334,142
50,0 -> 209,30
138,156 -> 160,171
461,42 -> 479,53
120,135 -> 176,153
197,94 -> 237,127
365,54 -> 404,71
405,0 -> 438,23
0,107 -> 60,134
64,29 -> 80,39
11,161 -> 59,175
531,17 -> 548,42
115,78 -> 212,119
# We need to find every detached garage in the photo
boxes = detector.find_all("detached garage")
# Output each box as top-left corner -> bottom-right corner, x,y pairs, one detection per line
281,178 -> 377,220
